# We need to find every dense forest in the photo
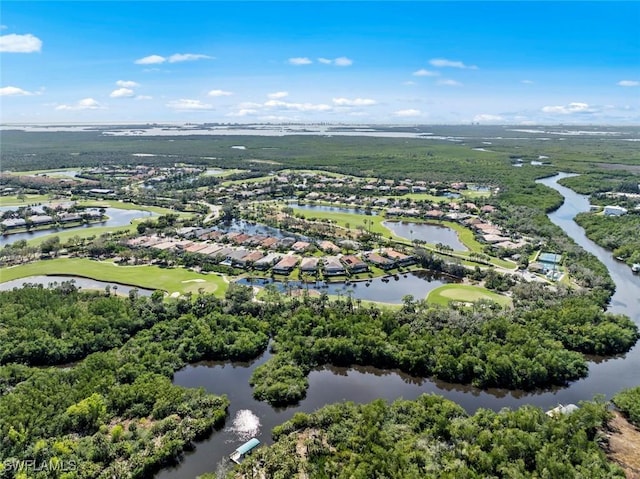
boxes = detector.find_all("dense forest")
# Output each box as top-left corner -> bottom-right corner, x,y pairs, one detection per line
0,285 -> 267,478
250,288 -> 637,405
0,283 -> 636,477
612,386 -> 640,427
574,212 -> 640,266
230,394 -> 624,478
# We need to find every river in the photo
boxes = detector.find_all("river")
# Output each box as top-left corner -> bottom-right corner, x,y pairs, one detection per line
158,172 -> 640,478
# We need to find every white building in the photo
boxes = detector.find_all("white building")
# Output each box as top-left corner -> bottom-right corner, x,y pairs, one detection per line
603,205 -> 628,216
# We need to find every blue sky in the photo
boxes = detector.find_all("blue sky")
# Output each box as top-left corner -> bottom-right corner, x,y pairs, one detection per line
1,1 -> 638,124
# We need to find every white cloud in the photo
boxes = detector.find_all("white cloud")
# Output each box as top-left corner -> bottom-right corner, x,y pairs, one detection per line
0,86 -> 35,96
116,80 -> 139,88
332,97 -> 377,106
288,57 -> 312,65
208,89 -> 233,97
166,99 -> 213,111
403,81 -> 416,86
317,56 -> 353,66
437,79 -> 462,86
334,56 -> 353,67
268,91 -> 289,99
521,80 -> 534,84
473,114 -> 504,122
394,109 -> 421,117
227,108 -> 259,117
135,54 -> 166,65
0,33 -> 42,53
135,95 -> 153,100
413,69 -> 439,77
56,98 -> 104,111
542,102 -> 592,114
429,58 -> 477,69
618,80 -> 639,87
168,53 -> 213,63
264,99 -> 332,112
110,88 -> 135,98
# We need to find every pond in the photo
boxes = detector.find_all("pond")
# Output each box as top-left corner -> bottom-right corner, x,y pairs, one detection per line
0,207 -> 156,247
290,202 -> 378,216
0,275 -> 154,296
236,270 -> 457,304
383,220 -> 467,251
159,173 -> 640,478
220,219 -> 310,241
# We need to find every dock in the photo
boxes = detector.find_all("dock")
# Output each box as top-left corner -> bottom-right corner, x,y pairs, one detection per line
230,438 -> 261,464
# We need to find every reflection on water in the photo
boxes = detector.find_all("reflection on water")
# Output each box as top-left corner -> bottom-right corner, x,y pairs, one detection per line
290,202 -> 378,216
383,220 -> 467,251
0,275 -> 154,296
237,270 -> 456,303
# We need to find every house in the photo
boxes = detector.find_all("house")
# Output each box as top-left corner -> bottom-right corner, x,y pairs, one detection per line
604,205 -> 628,216
254,252 -> 282,270
291,241 -> 311,252
383,249 -> 415,266
236,250 -> 264,268
185,242 -> 210,253
318,240 -> 340,253
226,249 -> 250,265
341,255 -> 369,273
364,252 -> 394,269
299,257 -> 320,273
323,256 -> 346,276
260,237 -> 280,249
1,218 -> 27,229
272,255 -> 299,274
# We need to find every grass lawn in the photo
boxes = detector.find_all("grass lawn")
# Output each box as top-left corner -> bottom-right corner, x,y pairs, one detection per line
221,175 -> 276,187
78,200 -> 191,217
427,284 -> 512,307
0,194 -> 54,207
21,224 -> 137,247
0,258 -> 228,296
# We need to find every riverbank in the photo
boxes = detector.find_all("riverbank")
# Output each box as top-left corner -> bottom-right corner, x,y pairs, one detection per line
606,411 -> 640,478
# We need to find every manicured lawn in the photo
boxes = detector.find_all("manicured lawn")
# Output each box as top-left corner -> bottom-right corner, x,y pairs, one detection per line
1,258 -> 228,296
0,194 -> 53,207
22,224 -> 137,247
427,284 -> 512,307
78,200 -> 190,217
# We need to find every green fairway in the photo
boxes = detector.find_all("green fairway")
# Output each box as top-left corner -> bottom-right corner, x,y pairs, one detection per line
427,284 -> 511,307
0,258 -> 228,296
0,194 -> 54,206
78,200 -> 190,217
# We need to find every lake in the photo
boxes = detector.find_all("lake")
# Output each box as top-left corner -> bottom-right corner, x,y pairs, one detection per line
0,275 -> 154,296
383,220 -> 467,251
0,207 -> 155,247
236,270 -> 456,304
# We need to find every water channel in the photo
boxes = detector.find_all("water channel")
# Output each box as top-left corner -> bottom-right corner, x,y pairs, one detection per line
0,207 -> 155,247
156,172 -> 638,477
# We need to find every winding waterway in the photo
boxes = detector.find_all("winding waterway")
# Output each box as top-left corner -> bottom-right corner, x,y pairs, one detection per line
159,172 -> 640,478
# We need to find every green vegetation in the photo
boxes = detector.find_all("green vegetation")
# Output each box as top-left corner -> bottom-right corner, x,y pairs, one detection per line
0,286 -> 274,478
233,394 -> 623,478
427,284 -> 511,307
78,200 -> 189,217
248,291 -> 637,404
574,212 -> 640,266
0,286 -> 157,365
0,194 -> 52,206
0,258 -> 228,296
612,386 -> 640,427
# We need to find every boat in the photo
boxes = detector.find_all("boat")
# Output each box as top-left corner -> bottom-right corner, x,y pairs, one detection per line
230,438 -> 261,464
